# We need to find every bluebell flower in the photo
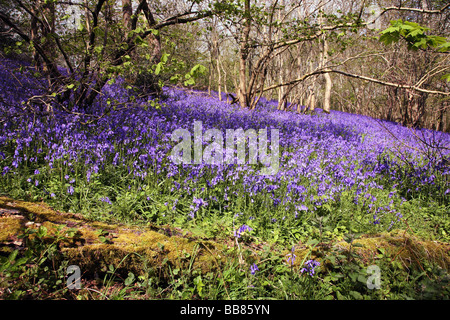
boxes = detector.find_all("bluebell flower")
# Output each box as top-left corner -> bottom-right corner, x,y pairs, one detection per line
193,197 -> 208,207
373,214 -> 380,224
67,185 -> 74,195
250,263 -> 259,275
286,246 -> 296,266
300,259 -> 320,277
234,224 -> 253,238
100,196 -> 112,204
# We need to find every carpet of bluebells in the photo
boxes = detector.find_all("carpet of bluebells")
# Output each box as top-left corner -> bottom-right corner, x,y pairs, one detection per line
1,57 -> 449,244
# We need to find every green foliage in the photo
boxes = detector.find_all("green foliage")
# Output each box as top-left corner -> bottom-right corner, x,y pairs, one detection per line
184,64 -> 207,86
379,19 -> 450,52
0,225 -> 74,299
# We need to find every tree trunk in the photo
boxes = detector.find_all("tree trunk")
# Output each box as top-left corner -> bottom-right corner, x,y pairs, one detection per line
213,32 -> 222,101
122,0 -> 132,37
309,91 -> 316,113
217,59 -> 222,101
40,0 -> 57,87
208,59 -> 212,96
238,0 -> 251,109
221,59 -> 229,103
30,7 -> 40,68
319,2 -> 332,113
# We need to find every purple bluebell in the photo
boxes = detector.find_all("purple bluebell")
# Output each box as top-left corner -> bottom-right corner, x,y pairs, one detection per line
250,263 -> 259,275
300,259 -> 320,277
234,224 -> 253,238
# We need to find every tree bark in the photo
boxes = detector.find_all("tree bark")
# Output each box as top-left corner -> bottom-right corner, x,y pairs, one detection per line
122,0 -> 132,33
238,0 -> 251,109
319,2 -> 332,113
322,38 -> 332,113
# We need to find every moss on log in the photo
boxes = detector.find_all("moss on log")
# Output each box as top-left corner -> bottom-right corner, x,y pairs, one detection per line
0,197 -> 225,277
1,196 -> 449,280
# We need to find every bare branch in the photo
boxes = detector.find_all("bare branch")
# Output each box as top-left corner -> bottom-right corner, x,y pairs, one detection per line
326,70 -> 450,96
262,67 -> 450,96
381,3 -> 450,15
0,11 -> 58,76
365,3 -> 450,29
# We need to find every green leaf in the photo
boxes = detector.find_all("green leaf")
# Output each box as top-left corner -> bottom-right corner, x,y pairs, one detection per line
184,78 -> 195,86
94,45 -> 103,54
357,274 -> 367,284
37,226 -> 47,238
190,64 -> 207,76
161,53 -> 170,64
380,19 -> 449,52
437,41 -> 450,52
155,62 -> 162,75
67,83 -> 75,89
124,272 -> 135,286
349,290 -> 363,300
170,75 -> 180,84
441,73 -> 450,82
306,238 -> 319,246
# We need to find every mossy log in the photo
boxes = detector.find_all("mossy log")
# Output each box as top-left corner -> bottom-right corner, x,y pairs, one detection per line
1,196 -> 449,279
332,231 -> 450,270
0,197 -> 225,278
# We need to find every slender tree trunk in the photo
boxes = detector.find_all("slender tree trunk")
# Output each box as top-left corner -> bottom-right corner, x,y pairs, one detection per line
122,0 -> 132,37
208,60 -> 212,96
39,0 -> 57,86
221,59 -> 229,103
212,32 -> 222,101
148,33 -> 161,64
322,55 -> 332,113
319,2 -> 332,113
30,7 -> 40,68
217,59 -> 222,101
309,90 -> 316,112
238,0 -> 251,109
